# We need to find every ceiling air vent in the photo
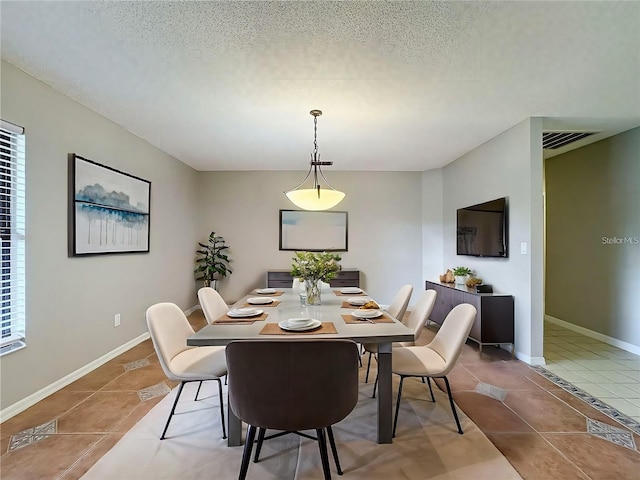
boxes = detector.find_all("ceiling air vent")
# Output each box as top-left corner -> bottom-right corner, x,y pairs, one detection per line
543,131 -> 598,150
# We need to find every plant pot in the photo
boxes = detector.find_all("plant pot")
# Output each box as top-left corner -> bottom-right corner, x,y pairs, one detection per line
454,275 -> 467,285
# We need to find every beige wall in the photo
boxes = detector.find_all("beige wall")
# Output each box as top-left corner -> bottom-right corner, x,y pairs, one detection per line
0,61 -> 200,410
545,127 -> 640,347
195,171 -> 424,306
441,118 -> 545,363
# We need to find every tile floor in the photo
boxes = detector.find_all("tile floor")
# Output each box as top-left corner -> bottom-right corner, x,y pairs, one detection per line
542,320 -> 640,424
1,310 -> 639,479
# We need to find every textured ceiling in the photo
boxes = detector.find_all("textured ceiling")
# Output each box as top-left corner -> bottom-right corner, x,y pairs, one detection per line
1,1 -> 639,171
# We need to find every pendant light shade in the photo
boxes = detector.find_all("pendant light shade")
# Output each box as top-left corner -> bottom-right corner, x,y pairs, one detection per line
284,110 -> 345,211
285,188 -> 346,211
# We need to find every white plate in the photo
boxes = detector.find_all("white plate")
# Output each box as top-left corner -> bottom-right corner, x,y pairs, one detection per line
256,288 -> 276,294
247,297 -> 274,305
227,308 -> 263,318
351,309 -> 382,319
348,297 -> 371,306
278,319 -> 322,332
341,287 -> 362,294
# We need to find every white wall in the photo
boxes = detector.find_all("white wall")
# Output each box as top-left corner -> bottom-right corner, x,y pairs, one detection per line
196,171 -> 424,307
0,61 -> 200,410
422,168 -> 444,280
441,118 -> 544,363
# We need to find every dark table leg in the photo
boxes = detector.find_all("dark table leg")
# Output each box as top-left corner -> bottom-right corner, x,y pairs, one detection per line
376,342 -> 392,444
228,403 -> 242,446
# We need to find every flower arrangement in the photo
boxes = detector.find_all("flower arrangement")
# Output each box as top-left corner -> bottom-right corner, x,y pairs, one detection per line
291,251 -> 342,283
291,251 -> 341,304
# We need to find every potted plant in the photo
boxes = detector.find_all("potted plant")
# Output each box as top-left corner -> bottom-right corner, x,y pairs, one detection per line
291,251 -> 341,305
195,231 -> 232,290
452,266 -> 472,285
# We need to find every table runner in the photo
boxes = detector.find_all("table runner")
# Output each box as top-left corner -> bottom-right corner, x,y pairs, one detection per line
341,314 -> 394,324
259,322 -> 338,335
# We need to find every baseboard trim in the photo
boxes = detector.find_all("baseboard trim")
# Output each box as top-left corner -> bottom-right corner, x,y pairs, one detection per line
0,332 -> 150,423
545,315 -> 640,356
185,304 -> 200,316
515,352 -> 546,366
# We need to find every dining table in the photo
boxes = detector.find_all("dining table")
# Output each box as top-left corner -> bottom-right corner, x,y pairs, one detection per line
187,287 -> 414,446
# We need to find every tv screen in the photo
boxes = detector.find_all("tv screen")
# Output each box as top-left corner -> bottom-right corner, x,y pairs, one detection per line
457,197 -> 508,257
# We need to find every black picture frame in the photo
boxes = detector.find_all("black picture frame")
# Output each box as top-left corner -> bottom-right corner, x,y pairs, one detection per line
279,210 -> 348,252
69,154 -> 151,256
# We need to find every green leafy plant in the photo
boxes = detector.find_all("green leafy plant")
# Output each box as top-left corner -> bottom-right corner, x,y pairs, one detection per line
291,251 -> 342,283
452,266 -> 472,276
195,232 -> 232,288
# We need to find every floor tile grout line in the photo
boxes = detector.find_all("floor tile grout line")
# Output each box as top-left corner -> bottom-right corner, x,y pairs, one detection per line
57,432 -> 110,480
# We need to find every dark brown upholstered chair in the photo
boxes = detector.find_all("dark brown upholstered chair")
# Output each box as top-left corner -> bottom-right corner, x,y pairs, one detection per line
226,340 -> 360,480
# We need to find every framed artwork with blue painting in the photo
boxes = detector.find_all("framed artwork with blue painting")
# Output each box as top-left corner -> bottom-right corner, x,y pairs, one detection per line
279,210 -> 348,252
69,154 -> 151,256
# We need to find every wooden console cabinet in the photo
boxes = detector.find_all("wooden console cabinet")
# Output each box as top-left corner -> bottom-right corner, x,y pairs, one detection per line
425,280 -> 514,353
267,269 -> 360,289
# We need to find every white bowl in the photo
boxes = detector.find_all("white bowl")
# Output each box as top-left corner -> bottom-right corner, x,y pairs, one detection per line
352,309 -> 382,319
256,288 -> 276,294
247,297 -> 274,305
341,287 -> 362,294
348,297 -> 370,306
287,317 -> 313,327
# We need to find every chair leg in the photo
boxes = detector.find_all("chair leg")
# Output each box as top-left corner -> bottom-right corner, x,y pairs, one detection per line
194,381 -> 203,401
426,377 -> 435,402
326,426 -> 343,475
253,427 -> 266,463
392,376 -> 405,438
239,425 -> 257,480
372,373 -> 378,398
364,352 -> 373,383
215,378 -> 227,439
443,376 -> 463,434
161,381 -> 185,440
316,428 -> 332,480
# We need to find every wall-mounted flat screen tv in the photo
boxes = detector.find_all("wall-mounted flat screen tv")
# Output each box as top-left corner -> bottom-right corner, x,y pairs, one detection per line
456,197 -> 508,258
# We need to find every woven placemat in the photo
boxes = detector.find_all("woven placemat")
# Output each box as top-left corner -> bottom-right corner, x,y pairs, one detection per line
253,291 -> 284,296
213,312 -> 269,324
259,322 -> 338,335
241,300 -> 281,308
341,314 -> 394,324
334,290 -> 367,296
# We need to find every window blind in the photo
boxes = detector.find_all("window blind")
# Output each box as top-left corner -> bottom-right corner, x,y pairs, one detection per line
0,119 -> 26,354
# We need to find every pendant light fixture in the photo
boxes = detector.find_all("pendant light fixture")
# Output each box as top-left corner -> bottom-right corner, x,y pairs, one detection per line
284,109 -> 345,211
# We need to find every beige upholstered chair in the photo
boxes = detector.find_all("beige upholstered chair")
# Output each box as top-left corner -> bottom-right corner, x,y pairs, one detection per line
226,339 -> 360,480
146,302 -> 228,439
361,285 -> 420,382
391,303 -> 477,437
387,284 -> 414,322
369,289 -> 437,397
198,286 -> 229,324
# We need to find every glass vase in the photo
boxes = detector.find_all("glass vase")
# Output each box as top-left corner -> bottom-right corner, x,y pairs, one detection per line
305,279 -> 322,305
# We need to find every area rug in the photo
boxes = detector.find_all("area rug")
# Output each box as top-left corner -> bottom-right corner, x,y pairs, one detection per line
82,376 -> 521,479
